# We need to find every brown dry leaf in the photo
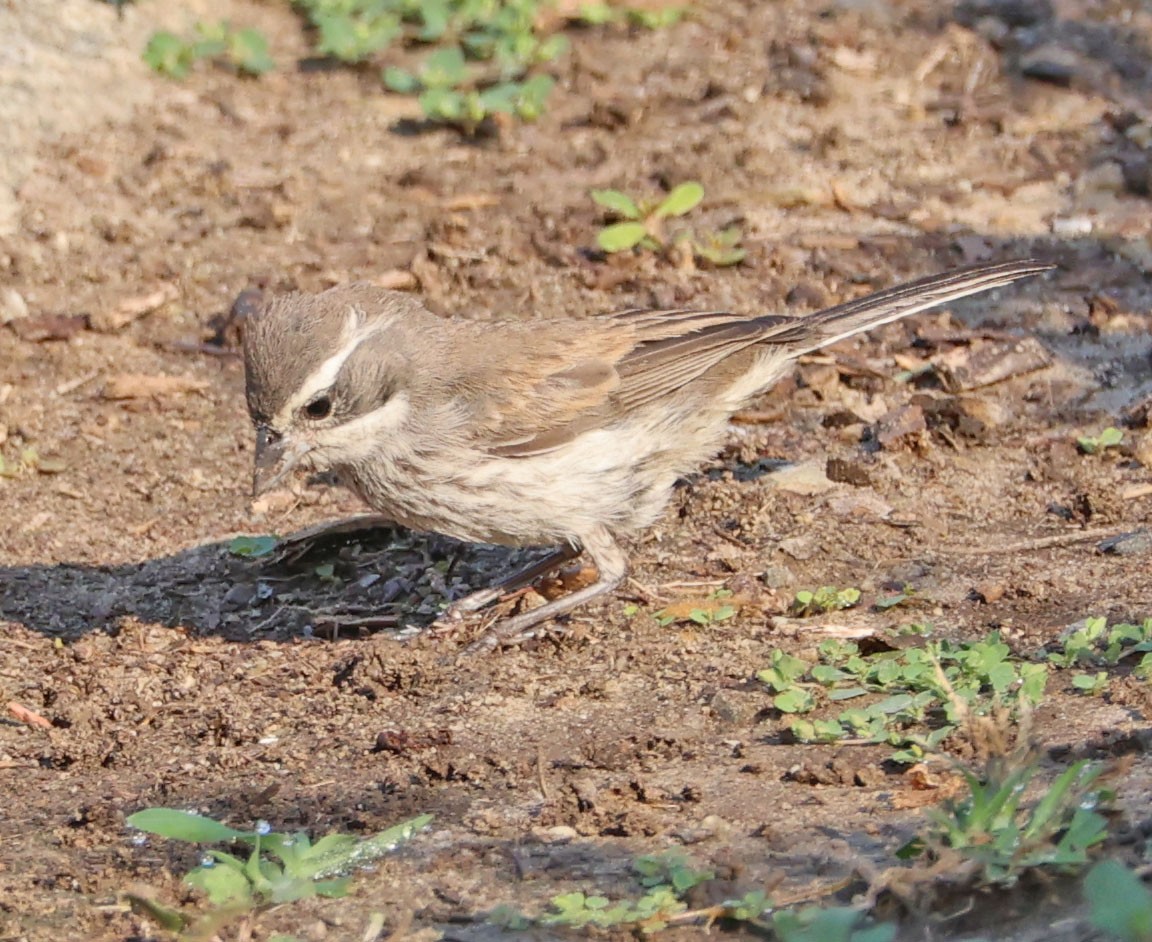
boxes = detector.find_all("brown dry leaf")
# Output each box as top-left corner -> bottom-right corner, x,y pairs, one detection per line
933,337 -> 1053,392
103,373 -> 210,401
7,701 -> 52,730
8,313 -> 90,342
656,594 -> 750,623
441,193 -> 501,211
369,269 -> 419,291
891,767 -> 965,808
91,283 -> 179,332
874,404 -> 927,449
540,564 -> 599,599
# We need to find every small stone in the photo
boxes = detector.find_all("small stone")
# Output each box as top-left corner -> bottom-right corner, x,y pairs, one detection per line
1051,216 -> 1093,237
971,581 -> 1006,604
1121,156 -> 1152,198
826,457 -> 871,486
223,584 -> 258,609
760,564 -> 796,588
1020,44 -> 1080,86
956,0 -> 1053,28
0,287 -> 28,324
710,690 -> 755,725
531,825 -> 577,844
1098,530 -> 1152,557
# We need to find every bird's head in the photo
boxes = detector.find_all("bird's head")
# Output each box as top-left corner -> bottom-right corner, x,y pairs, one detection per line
241,284 -> 433,496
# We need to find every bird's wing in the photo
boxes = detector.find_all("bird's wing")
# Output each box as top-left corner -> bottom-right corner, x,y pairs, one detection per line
470,311 -> 801,458
472,259 -> 1051,458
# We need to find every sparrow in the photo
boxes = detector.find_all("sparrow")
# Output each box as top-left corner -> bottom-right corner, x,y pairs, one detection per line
242,258 -> 1051,647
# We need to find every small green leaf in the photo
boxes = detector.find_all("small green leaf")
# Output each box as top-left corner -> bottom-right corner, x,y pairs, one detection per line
123,892 -> 190,931
597,222 -> 649,252
228,534 -> 278,558
591,189 -> 641,219
185,862 -> 255,907
230,28 -> 274,75
383,66 -> 419,93
421,45 -> 468,87
654,181 -> 704,218
143,32 -> 194,79
127,809 -> 250,843
1085,859 -> 1152,940
774,688 -> 815,713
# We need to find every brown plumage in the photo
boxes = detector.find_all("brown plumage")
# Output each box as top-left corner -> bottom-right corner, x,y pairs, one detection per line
242,258 -> 1052,647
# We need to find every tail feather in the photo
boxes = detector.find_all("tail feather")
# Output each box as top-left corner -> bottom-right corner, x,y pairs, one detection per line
795,258 -> 1054,355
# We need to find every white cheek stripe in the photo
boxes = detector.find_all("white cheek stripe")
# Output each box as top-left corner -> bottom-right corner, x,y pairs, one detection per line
272,309 -> 380,427
319,393 -> 411,460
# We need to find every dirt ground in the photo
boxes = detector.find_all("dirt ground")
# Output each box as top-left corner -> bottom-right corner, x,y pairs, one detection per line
2,0 -> 1152,939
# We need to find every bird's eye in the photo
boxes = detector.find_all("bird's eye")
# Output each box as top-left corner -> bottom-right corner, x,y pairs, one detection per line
304,396 -> 332,420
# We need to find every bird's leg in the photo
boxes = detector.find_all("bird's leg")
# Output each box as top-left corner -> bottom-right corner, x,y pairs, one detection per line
445,543 -> 582,616
464,526 -> 628,654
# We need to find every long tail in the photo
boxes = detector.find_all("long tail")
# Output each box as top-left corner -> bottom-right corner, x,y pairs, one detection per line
794,258 -> 1054,355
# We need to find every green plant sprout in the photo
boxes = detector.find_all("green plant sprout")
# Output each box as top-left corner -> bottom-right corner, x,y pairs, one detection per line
124,808 -> 431,935
1048,616 -> 1152,692
1084,859 -> 1152,942
760,633 -> 1049,763
592,183 -> 746,266
902,757 -> 1112,886
791,586 -> 862,616
144,22 -> 274,78
653,588 -> 738,627
491,850 -> 896,937
146,2 -> 687,130
1077,426 -> 1124,455
228,535 -> 280,558
384,46 -> 555,131
0,445 -> 67,478
576,3 -> 686,29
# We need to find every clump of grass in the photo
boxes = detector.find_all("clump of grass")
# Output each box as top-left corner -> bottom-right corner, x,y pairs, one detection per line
901,753 -> 1113,885
124,808 -> 430,937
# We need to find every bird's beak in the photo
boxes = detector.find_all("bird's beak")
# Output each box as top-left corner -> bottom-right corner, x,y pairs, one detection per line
252,427 -> 312,497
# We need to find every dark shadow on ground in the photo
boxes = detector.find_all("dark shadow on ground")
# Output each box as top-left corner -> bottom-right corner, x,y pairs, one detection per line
0,524 -> 551,642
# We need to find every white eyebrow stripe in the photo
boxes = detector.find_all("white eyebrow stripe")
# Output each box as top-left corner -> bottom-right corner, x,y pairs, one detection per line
272,309 -> 380,427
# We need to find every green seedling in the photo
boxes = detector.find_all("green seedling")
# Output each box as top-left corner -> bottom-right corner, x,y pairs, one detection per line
792,585 -> 862,616
297,0 -> 402,63
228,535 -> 280,558
492,852 -> 894,937
491,852 -> 728,933
1077,426 -> 1124,455
576,3 -> 686,29
0,446 -> 66,478
903,756 -> 1112,886
1072,671 -> 1110,695
1049,616 -> 1152,669
592,182 -> 745,266
770,906 -> 896,942
144,22 -> 274,79
125,808 -> 430,935
653,588 -> 738,627
763,633 -> 1049,763
384,45 -> 555,131
1084,859 -> 1152,942
491,852 -> 711,932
